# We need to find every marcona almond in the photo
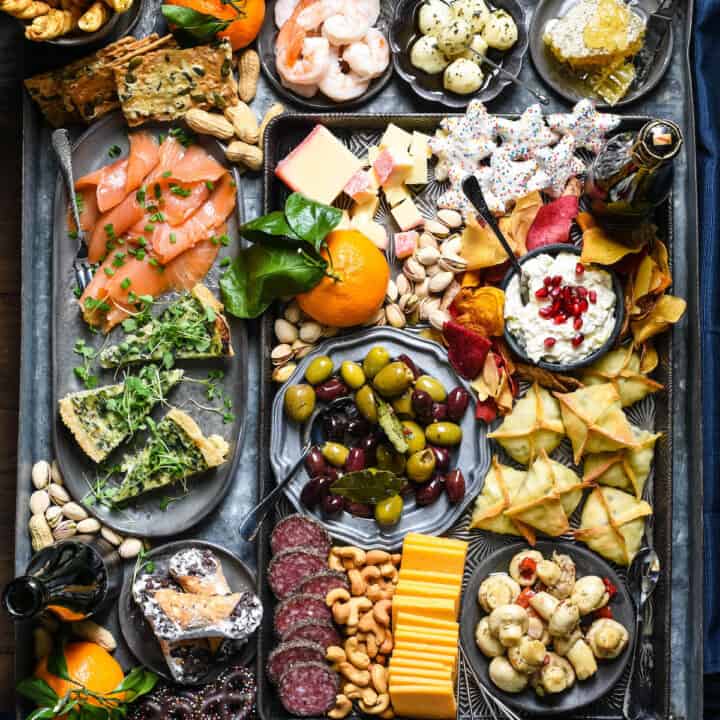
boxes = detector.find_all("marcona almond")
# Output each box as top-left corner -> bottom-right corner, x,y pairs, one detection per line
72,620 -> 117,651
321,326 -> 340,338
31,460 -> 51,490
414,278 -> 430,299
100,526 -> 123,546
272,363 -> 297,383
29,490 -> 50,516
77,518 -> 101,534
118,538 -> 143,559
62,502 -> 88,522
48,483 -> 69,505
274,318 -> 298,344
437,209 -> 463,228
398,293 -> 419,315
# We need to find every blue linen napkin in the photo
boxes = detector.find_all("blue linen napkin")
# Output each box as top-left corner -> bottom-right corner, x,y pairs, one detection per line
694,0 -> 720,674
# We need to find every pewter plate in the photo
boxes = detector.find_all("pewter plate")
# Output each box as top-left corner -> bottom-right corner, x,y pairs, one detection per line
528,0 -> 674,108
269,326 -> 490,551
460,541 -> 634,716
119,540 -> 258,685
52,112 -> 248,538
256,0 -> 394,111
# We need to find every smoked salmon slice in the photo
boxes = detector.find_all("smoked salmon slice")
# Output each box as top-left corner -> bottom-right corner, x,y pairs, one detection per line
162,181 -> 211,226
170,145 -> 228,184
125,132 -> 160,192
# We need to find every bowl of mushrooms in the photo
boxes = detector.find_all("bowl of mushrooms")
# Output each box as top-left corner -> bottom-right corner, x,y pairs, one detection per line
460,542 -> 634,715
389,0 -> 528,108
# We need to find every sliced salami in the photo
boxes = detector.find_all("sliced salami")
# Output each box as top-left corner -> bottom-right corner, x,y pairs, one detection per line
296,570 -> 349,598
274,593 -> 332,637
270,514 -> 331,557
268,547 -> 328,599
266,640 -> 326,685
282,619 -> 341,648
278,661 -> 339,717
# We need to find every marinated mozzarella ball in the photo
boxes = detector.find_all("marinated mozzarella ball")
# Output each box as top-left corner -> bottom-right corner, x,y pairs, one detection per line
418,0 -> 453,37
443,57 -> 484,94
462,33 -> 489,64
437,18 -> 473,56
482,9 -> 518,50
411,35 -> 451,74
451,0 -> 489,33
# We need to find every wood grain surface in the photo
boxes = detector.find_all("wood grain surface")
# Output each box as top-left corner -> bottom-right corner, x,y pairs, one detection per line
0,19 -> 22,715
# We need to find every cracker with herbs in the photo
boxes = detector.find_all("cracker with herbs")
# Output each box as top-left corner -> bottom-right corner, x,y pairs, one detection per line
115,40 -> 239,127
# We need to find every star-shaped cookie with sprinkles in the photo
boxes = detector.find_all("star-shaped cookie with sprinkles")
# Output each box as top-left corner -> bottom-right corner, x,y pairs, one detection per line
495,103 -> 558,157
534,135 -> 587,197
546,98 -> 621,154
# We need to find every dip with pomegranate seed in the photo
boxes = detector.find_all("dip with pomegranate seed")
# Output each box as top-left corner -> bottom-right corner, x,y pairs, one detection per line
505,252 -> 616,364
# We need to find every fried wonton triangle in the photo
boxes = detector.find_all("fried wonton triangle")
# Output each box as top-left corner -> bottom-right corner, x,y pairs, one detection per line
578,346 -> 663,408
575,486 -> 652,565
505,451 -> 585,537
554,384 -> 638,464
583,427 -> 660,498
487,383 -> 565,465
470,457 -> 528,538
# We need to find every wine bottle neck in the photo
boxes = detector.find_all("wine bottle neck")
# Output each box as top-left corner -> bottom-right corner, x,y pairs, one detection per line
631,119 -> 683,169
2,576 -> 47,619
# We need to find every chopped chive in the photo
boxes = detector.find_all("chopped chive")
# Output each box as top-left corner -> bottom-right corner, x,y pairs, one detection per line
205,181 -> 214,191
169,184 -> 192,197
104,223 -> 115,239
73,286 -> 82,297
137,237 -> 147,247
135,249 -> 146,261
104,267 -> 115,277
120,277 -> 131,290
108,144 -> 121,158
149,212 -> 165,222
144,224 -> 155,233
162,170 -> 172,178
69,230 -> 78,240
169,233 -> 176,244
210,236 -> 219,246
153,183 -> 161,200
219,234 -> 230,247
136,186 -> 146,205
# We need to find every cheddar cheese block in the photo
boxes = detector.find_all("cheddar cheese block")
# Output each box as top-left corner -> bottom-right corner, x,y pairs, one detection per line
392,596 -> 457,627
399,570 -> 463,588
393,641 -> 459,659
392,650 -> 457,669
396,580 -> 461,600
394,629 -> 459,648
396,612 -> 459,632
403,533 -> 468,551
390,669 -> 454,683
390,684 -> 457,720
399,545 -> 467,575
390,659 -> 457,680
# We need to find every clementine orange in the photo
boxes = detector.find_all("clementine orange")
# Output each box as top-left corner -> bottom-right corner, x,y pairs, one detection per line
35,642 -> 125,708
297,229 -> 390,328
166,0 -> 265,50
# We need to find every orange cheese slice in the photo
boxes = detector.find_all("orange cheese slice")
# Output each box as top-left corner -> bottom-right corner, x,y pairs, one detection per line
396,580 -> 461,602
390,683 -> 458,719
390,668 -> 453,682
390,659 -> 457,681
396,612 -> 459,632
403,533 -> 468,551
392,595 -> 458,626
391,650 -> 457,668
394,629 -> 459,648
398,569 -> 463,588
399,544 -> 467,576
393,640 -> 459,658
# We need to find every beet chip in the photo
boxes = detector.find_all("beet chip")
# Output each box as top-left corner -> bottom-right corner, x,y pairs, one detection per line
444,320 -> 492,380
526,196 -> 579,251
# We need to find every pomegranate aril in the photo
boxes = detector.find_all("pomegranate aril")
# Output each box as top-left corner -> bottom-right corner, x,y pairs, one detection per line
550,287 -> 561,298
571,333 -> 584,347
553,313 -> 567,324
575,263 -> 585,275
572,302 -> 581,316
580,299 -> 589,312
544,337 -> 556,348
535,287 -> 549,299
573,317 -> 583,330
577,287 -> 588,298
552,275 -> 562,286
588,291 -> 597,304
543,276 -> 553,287
539,306 -> 553,319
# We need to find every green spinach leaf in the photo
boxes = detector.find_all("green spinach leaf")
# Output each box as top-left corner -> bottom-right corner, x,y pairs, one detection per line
285,193 -> 343,251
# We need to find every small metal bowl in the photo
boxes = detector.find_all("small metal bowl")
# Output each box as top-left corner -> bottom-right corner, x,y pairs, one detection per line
389,0 -> 528,109
500,243 -> 625,372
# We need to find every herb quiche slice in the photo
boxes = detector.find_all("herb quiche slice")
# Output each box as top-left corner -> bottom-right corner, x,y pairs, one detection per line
113,408 -> 229,504
59,366 -> 184,464
99,285 -> 233,368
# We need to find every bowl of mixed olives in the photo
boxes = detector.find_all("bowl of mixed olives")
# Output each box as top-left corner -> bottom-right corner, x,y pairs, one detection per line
390,0 -> 528,107
271,327 -> 493,550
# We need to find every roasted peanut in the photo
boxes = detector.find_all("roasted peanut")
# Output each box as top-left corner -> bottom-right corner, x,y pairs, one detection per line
185,108 -> 234,140
224,102 -> 259,144
224,141 -> 262,171
29,514 -> 53,551
238,48 -> 260,102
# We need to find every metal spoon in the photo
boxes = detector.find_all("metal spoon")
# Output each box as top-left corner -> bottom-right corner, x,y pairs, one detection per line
239,397 -> 354,543
462,175 -> 530,304
623,547 -> 661,720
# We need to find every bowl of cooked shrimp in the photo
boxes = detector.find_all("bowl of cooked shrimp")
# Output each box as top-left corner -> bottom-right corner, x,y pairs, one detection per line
257,0 -> 395,109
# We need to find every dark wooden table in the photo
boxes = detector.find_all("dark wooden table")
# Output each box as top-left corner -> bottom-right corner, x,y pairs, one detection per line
0,20 -> 22,714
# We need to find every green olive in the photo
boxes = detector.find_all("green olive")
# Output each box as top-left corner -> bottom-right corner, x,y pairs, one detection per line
375,494 -> 404,526
304,356 -> 334,385
355,384 -> 378,423
392,390 -> 415,418
414,375 -> 447,402
284,384 -> 316,422
425,421 -> 463,446
401,420 -> 427,453
362,345 -> 391,379
321,441 -> 350,467
376,445 -> 407,474
373,361 -> 415,398
340,360 -> 366,390
406,449 -> 437,483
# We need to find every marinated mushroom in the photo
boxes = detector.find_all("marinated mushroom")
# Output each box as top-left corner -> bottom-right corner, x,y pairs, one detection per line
478,573 -> 521,613
536,559 -> 561,587
566,638 -> 598,681
509,550 -> 544,586
531,652 -> 576,696
545,552 -> 576,600
527,611 -> 551,645
489,656 -> 529,693
553,628 -> 582,657
586,619 -> 630,659
571,575 -> 610,616
488,604 -> 529,647
528,591 -> 559,622
508,637 -> 547,674
475,616 -> 505,658
548,599 -> 580,638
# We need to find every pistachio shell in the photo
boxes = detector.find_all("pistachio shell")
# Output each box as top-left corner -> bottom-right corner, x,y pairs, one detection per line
274,318 -> 298,344
272,363 -> 297,383
403,257 -> 426,283
430,309 -> 451,331
429,271 -> 454,294
29,490 -> 50,516
119,537 -> 143,559
299,321 -> 323,344
437,209 -> 463,228
45,505 -> 63,528
416,246 -> 440,266
48,483 -> 69,506
425,220 -> 450,238
283,301 -> 302,324
51,460 -> 63,486
418,232 -> 439,250
62,502 -> 88,522
395,274 -> 411,296
31,460 -> 51,490
271,343 -> 294,366
53,520 -> 77,541
386,278 -> 399,304
100,526 -> 123,546
77,518 -> 101,534
385,304 -> 406,329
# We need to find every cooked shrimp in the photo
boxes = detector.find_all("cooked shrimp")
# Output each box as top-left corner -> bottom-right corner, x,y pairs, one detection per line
343,28 -> 390,79
280,76 -> 319,98
296,0 -> 343,30
318,49 -> 369,101
274,0 -> 300,28
275,0 -> 316,67
356,0 -> 380,25
321,1 -> 375,45
277,35 -> 331,85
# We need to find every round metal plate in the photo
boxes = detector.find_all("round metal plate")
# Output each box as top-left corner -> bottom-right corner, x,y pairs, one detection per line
529,0 -> 674,108
119,540 -> 258,685
460,540 -> 634,716
269,326 -> 492,551
389,0 -> 529,109
257,0 -> 394,111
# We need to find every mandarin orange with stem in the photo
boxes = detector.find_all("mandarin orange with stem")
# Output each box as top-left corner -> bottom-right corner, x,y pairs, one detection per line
297,229 -> 390,328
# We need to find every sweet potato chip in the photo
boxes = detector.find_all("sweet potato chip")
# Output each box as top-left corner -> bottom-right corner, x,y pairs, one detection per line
460,215 -> 508,270
526,195 -> 579,251
461,270 -> 483,288
451,286 -> 505,337
579,212 -> 646,265
631,295 -> 687,344
498,191 -> 542,257
639,343 -> 659,373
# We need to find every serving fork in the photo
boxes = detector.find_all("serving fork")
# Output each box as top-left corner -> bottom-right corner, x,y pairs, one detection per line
52,128 -> 93,291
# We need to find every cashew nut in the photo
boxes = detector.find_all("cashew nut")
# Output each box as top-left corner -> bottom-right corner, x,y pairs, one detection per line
328,694 -> 352,719
359,693 -> 391,715
333,596 -> 373,626
367,584 -> 394,602
337,546 -> 367,566
375,653 -> 387,665
326,588 -> 351,606
326,645 -> 347,664
365,550 -> 391,565
344,636 -> 371,669
373,599 -> 391,627
379,633 -> 394,655
328,553 -> 345,572
359,687 -> 378,706
365,632 -> 378,658
338,661 -> 370,687
391,553 -> 402,566
358,611 -> 386,643
360,565 -> 382,583
378,561 -> 396,578
344,683 -> 362,700
370,663 -> 388,694
348,568 -> 367,596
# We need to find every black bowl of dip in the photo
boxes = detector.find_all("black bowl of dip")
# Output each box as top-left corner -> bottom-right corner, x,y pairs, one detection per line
500,244 -> 624,372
